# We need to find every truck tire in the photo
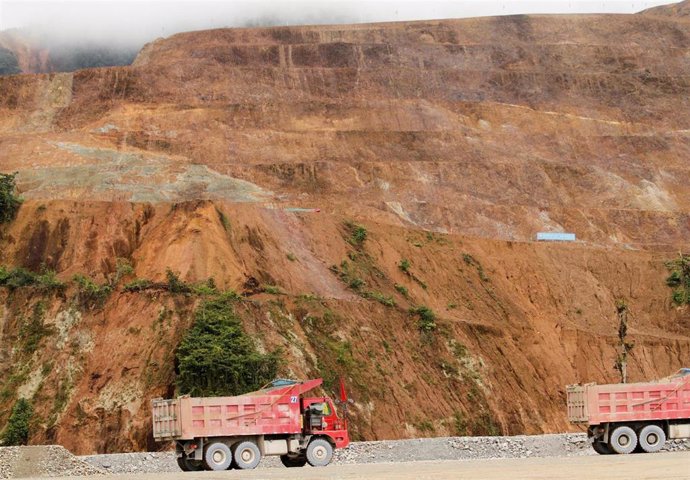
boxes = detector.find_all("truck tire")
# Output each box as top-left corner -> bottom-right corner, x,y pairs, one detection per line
638,424 -> 666,453
609,425 -> 637,454
233,441 -> 261,470
306,438 -> 333,467
592,441 -> 613,455
280,454 -> 307,467
176,456 -> 204,471
203,442 -> 233,471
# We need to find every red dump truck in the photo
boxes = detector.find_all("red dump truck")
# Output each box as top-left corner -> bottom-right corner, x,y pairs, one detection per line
152,378 -> 349,471
566,369 -> 690,454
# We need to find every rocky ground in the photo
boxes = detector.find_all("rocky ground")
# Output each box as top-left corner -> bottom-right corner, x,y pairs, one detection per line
80,433 -> 690,475
1,434 -> 689,477
0,446 -> 105,478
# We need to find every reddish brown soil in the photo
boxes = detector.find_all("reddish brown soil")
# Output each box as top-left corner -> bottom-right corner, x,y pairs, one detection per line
0,8 -> 689,454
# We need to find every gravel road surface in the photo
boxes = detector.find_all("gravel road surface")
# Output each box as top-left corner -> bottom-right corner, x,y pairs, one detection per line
2,434 -> 688,478
30,452 -> 690,480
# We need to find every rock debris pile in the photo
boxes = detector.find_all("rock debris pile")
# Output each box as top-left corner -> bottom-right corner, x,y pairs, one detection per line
0,446 -> 105,479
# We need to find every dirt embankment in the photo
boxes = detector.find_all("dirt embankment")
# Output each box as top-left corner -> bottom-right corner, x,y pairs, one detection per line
0,10 -> 689,454
0,201 -> 688,454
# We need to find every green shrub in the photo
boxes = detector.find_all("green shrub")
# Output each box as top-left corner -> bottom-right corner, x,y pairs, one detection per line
262,284 -> 284,295
410,305 -> 436,332
36,269 -> 65,291
471,410 -> 501,436
191,278 -> 218,296
111,258 -> 134,285
416,420 -> 435,433
345,221 -> 368,247
395,284 -> 409,297
1,398 -> 33,446
666,255 -> 690,305
398,259 -> 411,273
452,410 -> 468,436
0,267 -> 37,288
166,269 -> 191,294
18,302 -> 54,355
286,253 -> 297,261
73,274 -> 112,308
672,289 -> 688,305
0,172 -> 22,224
368,291 -> 396,307
123,278 -> 154,292
176,296 -> 282,396
0,266 -> 63,291
666,270 -> 682,287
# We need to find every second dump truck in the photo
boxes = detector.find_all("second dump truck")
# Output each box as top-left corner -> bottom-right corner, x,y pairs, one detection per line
152,378 -> 349,471
567,369 -> 690,454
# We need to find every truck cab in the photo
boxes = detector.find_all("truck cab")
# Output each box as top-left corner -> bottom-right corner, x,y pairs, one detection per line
302,396 -> 349,449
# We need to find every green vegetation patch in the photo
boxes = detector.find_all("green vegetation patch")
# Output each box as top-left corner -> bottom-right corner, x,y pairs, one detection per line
176,296 -> 282,396
0,172 -> 22,223
73,274 -> 112,309
365,291 -> 396,307
123,278 -> 154,292
666,254 -> 690,305
1,398 -> 33,446
166,268 -> 191,294
344,221 -> 368,247
262,284 -> 284,295
123,271 -> 218,296
0,266 -> 64,292
410,305 -> 437,332
18,302 -> 54,356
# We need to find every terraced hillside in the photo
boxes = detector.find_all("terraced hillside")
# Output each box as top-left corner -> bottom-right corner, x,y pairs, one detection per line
0,5 -> 689,454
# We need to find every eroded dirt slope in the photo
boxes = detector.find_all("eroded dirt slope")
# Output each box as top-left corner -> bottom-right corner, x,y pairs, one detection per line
0,9 -> 689,454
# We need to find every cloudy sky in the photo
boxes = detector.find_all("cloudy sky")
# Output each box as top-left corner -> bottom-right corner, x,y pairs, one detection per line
0,0 -> 680,45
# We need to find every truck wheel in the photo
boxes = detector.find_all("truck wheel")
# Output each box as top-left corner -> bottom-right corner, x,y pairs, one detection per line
638,424 -> 666,453
592,441 -> 613,455
280,454 -> 307,467
176,456 -> 204,471
203,442 -> 233,471
609,426 -> 637,454
233,441 -> 261,470
306,438 -> 333,467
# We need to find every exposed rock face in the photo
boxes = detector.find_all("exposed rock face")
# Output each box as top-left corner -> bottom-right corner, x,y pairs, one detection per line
0,10 -> 688,454
642,0 -> 690,18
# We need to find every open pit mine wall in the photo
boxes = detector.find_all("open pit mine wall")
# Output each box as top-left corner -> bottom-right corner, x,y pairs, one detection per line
0,201 -> 688,454
0,12 -> 689,454
1,16 -> 690,248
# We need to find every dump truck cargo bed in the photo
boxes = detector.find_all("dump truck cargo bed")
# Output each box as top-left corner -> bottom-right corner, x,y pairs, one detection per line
153,379 -> 321,441
153,393 -> 304,440
566,372 -> 690,426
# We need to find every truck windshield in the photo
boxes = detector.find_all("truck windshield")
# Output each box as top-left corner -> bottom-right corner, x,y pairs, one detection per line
310,402 -> 330,415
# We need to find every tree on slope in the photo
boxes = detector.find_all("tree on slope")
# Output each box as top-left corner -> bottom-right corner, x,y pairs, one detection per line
1,398 -> 33,446
0,172 -> 22,223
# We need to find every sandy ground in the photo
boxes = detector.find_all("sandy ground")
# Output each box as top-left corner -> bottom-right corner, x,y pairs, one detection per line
26,452 -> 690,480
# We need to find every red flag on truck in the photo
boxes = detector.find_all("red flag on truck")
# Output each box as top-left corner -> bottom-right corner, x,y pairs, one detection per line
339,378 -> 347,403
